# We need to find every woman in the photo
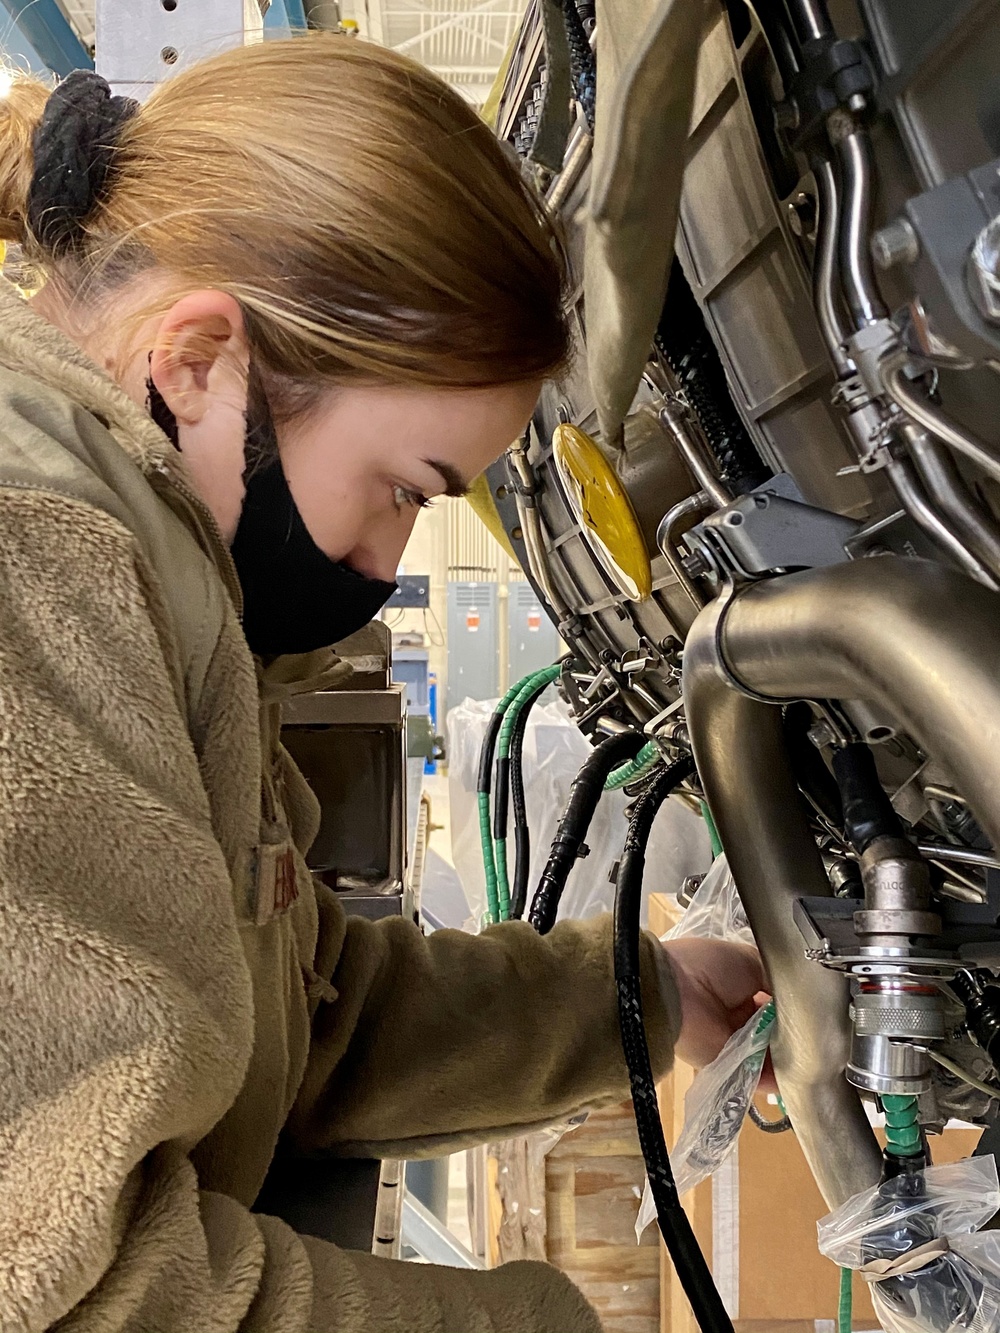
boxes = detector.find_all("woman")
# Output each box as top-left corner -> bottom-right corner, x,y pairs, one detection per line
0,39 -> 766,1333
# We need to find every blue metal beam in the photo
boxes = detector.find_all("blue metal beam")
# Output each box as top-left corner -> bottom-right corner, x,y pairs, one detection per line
264,0 -> 309,34
0,0 -> 93,75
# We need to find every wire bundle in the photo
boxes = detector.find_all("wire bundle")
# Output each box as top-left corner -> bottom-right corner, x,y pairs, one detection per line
477,665 -> 561,923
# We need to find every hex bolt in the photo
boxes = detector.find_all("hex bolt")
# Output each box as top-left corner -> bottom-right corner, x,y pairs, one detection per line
871,217 -> 920,270
681,550 -> 712,579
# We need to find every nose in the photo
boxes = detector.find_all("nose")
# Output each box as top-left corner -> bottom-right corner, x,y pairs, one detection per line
343,510 -> 417,583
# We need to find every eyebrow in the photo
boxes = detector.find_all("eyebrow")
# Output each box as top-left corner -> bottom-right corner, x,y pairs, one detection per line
425,459 -> 470,497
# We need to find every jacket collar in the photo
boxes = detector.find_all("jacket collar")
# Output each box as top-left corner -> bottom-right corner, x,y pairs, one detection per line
0,278 -> 174,473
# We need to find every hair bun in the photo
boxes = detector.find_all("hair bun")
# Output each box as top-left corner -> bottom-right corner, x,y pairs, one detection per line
26,70 -> 138,255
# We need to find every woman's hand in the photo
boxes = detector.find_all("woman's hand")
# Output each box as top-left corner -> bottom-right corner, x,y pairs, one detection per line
661,936 -> 775,1086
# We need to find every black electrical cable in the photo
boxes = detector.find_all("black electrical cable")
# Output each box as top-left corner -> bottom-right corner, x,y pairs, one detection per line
831,742 -> 905,855
508,674 -> 556,920
528,730 -> 646,934
613,754 -> 735,1333
477,707 -> 506,807
748,1104 -> 792,1134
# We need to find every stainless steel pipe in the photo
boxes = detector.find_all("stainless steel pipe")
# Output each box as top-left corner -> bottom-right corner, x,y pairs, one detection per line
704,557 -> 1000,860
684,595 -> 883,1208
685,557 -> 1000,1205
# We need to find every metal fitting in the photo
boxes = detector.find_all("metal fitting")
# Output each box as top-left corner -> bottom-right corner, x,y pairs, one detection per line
855,835 -> 942,943
847,1031 -> 931,1095
871,217 -> 920,271
969,215 -> 1000,324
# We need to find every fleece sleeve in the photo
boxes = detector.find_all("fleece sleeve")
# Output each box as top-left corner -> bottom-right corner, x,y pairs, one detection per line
0,484 -> 609,1333
286,895 -> 682,1158
0,485 -> 320,1333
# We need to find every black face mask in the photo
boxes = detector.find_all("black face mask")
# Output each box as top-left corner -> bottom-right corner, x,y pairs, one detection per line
147,369 -> 398,656
231,457 -> 398,657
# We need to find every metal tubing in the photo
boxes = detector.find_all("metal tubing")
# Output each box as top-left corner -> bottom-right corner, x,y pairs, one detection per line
882,357 -> 1000,488
832,121 -> 887,328
917,843 -> 1000,872
545,128 -> 592,212
784,0 -> 834,44
657,402 -> 732,508
884,455 -> 998,589
811,156 -> 854,378
903,424 -> 1000,585
684,600 -> 883,1208
656,490 -> 713,609
706,557 -> 1000,861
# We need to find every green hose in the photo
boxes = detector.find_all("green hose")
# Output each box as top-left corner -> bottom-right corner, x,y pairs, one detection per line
838,1264 -> 852,1333
883,1094 -> 922,1156
479,666 -> 562,923
701,800 -> 724,859
479,677 -> 539,924
604,740 -> 661,790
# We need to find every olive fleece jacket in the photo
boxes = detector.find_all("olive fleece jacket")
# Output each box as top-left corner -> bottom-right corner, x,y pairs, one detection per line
0,278 -> 680,1333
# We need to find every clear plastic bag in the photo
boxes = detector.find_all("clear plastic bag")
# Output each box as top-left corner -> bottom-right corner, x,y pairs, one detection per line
635,1001 -> 774,1239
818,1156 -> 1000,1332
665,853 -> 754,946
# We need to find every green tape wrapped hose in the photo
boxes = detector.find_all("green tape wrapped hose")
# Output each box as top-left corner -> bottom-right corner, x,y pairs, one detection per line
604,740 -> 661,790
883,1094 -> 922,1156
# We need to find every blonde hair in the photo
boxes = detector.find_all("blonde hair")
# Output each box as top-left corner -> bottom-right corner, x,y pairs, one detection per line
0,37 -> 568,405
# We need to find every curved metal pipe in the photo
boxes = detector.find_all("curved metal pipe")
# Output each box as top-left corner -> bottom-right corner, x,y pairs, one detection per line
658,402 -> 732,509
656,490 -> 712,609
785,0 -> 834,45
885,454 -> 999,589
708,557 -> 1000,857
684,598 -> 882,1209
882,356 -> 1000,488
830,117 -> 887,328
811,155 -> 854,378
903,424 -> 1000,586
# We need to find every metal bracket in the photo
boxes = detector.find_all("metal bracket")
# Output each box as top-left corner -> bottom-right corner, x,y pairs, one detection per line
96,0 -> 268,100
683,473 -> 860,580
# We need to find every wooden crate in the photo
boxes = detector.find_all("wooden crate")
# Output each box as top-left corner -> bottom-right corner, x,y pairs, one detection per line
546,1101 -> 660,1333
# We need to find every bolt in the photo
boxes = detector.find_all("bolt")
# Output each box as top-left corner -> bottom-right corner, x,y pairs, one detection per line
847,92 -> 867,113
681,550 -> 711,579
871,217 -> 920,270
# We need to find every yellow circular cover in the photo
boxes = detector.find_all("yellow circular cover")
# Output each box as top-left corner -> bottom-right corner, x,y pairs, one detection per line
552,422 -> 652,601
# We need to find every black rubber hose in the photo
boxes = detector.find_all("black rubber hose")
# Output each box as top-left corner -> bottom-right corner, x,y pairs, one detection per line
528,730 -> 646,934
509,675 -> 556,920
613,755 -> 735,1333
831,742 -> 904,855
477,710 -> 505,802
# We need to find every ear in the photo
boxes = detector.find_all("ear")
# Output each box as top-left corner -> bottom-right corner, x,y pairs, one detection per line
148,291 -> 248,426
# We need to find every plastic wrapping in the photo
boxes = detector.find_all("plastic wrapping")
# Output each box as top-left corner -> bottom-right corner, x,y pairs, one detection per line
636,1002 -> 774,1238
446,695 -> 711,929
818,1157 -> 1000,1332
664,853 -> 754,946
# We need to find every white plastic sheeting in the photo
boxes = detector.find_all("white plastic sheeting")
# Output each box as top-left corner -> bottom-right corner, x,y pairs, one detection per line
446,694 -> 711,930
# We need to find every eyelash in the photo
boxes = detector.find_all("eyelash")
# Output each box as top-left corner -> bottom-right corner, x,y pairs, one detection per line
393,485 -> 434,512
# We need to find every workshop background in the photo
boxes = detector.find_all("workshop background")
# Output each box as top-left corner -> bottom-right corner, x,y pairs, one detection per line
3,5 -> 984,1332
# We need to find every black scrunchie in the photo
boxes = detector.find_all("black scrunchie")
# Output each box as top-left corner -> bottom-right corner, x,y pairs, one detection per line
26,70 -> 139,256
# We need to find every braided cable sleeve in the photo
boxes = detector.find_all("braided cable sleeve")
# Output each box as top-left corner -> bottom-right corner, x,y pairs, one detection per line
614,755 -> 735,1333
509,675 -> 555,919
528,730 -> 646,935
